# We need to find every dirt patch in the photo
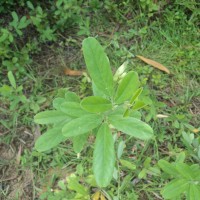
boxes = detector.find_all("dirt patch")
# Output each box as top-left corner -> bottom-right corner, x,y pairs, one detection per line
0,132 -> 34,199
1,168 -> 33,200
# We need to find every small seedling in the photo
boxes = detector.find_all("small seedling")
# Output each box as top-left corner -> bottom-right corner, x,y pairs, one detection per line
34,37 -> 154,187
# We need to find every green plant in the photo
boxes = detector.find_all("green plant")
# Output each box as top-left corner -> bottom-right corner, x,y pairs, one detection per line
182,131 -> 200,162
34,37 -> 153,187
0,71 -> 46,134
139,0 -> 159,16
0,28 -> 14,59
40,173 -> 90,200
158,159 -> 200,199
0,11 -> 32,73
9,11 -> 30,36
138,157 -> 161,180
0,71 -> 27,134
0,71 -> 27,111
53,0 -> 82,31
27,1 -> 56,42
0,0 -> 25,13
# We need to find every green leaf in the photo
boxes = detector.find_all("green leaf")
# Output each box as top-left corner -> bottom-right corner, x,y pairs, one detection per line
67,174 -> 89,196
18,16 -> 30,29
158,160 -> 179,178
161,179 -> 189,199
109,115 -> 153,140
35,127 -> 66,152
93,123 -> 115,187
58,180 -> 66,190
34,110 -> 71,124
129,110 -> 141,119
53,97 -> 65,110
92,81 -> 107,98
16,29 -> 23,36
132,101 -> 146,111
65,91 -> 80,102
8,71 -> 16,89
60,102 -> 89,117
82,37 -> 114,97
0,32 -> 7,43
109,106 -> 141,119
120,159 -> 136,170
190,164 -> 200,179
175,163 -> 194,180
72,134 -> 88,153
85,175 -> 97,187
0,85 -> 12,96
130,87 -> 143,104
175,152 -> 186,163
119,174 -> 134,194
138,169 -> 147,179
30,16 -> 41,26
187,184 -> 200,200
27,1 -> 34,10
11,11 -> 19,23
62,114 -> 102,137
81,96 -> 112,113
144,157 -> 151,168
117,140 -> 125,159
148,166 -> 161,176
115,71 -> 140,104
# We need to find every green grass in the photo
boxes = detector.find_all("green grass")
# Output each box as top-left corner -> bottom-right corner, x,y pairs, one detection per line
0,2 -> 200,200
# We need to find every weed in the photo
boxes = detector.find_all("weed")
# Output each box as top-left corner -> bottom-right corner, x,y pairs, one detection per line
158,159 -> 200,199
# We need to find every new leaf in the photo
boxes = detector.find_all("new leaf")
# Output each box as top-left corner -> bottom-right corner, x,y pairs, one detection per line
115,71 -> 140,104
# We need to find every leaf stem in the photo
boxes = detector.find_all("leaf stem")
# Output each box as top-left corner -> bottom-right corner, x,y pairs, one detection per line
117,159 -> 121,199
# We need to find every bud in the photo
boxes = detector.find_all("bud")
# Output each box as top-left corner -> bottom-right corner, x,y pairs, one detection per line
113,61 -> 128,81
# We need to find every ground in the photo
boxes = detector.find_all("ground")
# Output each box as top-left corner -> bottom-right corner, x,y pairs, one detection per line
0,2 -> 200,200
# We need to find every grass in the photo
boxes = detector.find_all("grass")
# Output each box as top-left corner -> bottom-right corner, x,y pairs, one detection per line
0,2 -> 200,200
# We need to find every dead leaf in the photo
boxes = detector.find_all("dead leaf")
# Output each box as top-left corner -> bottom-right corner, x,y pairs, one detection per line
192,129 -> 199,133
136,55 -> 170,74
40,167 -> 72,195
33,125 -> 41,143
92,191 -> 106,200
16,145 -> 22,165
156,114 -> 169,118
64,68 -> 84,76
